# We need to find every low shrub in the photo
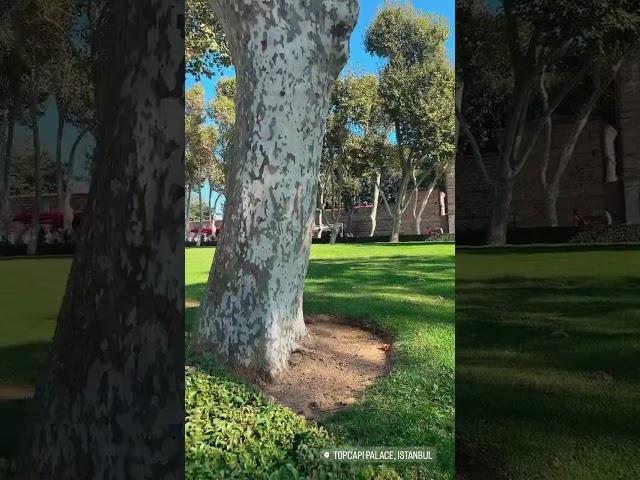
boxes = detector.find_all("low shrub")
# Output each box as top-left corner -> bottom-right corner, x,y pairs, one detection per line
570,225 -> 640,244
185,358 -> 400,480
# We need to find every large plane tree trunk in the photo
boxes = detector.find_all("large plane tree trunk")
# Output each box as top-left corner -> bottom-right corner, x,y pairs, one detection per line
199,0 -> 358,379
23,1 -> 184,477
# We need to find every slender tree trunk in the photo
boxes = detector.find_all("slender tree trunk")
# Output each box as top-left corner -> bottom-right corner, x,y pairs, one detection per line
487,176 -> 514,246
185,186 -> 191,236
544,189 -> 559,227
2,108 -> 16,236
416,174 -> 439,234
328,166 -> 343,245
390,169 -> 412,243
369,171 -> 380,237
28,98 -> 41,256
411,171 -> 419,234
212,193 -> 221,221
316,179 -> 324,239
390,209 -> 402,243
55,103 -> 65,212
540,65 -> 621,226
0,108 -> 9,236
198,181 -> 203,227
208,184 -> 213,221
199,0 -> 358,379
64,129 -> 88,229
24,1 -> 184,477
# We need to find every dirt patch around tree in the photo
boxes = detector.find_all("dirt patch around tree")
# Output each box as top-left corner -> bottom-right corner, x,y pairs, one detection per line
258,314 -> 392,420
0,383 -> 34,401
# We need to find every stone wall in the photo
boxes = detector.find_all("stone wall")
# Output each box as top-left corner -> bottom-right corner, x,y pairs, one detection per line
457,54 -> 640,232
457,117 -> 626,230
617,55 -> 640,225
321,187 -> 451,237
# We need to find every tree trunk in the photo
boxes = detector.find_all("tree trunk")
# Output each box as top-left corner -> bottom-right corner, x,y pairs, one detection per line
23,2 -> 184,477
63,129 -> 88,229
28,98 -> 41,256
390,211 -> 402,243
199,0 -> 358,379
540,68 -> 619,227
185,186 -> 191,236
208,184 -> 213,221
390,170 -> 411,243
212,193 -> 221,221
543,189 -> 559,227
416,175 -> 439,234
0,109 -> 11,236
486,176 -> 514,246
55,103 -> 65,212
316,181 -> 324,239
0,111 -> 6,231
370,171 -> 380,237
198,181 -> 203,227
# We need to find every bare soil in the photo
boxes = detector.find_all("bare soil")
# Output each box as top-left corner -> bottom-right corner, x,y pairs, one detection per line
0,383 -> 34,401
259,314 -> 391,420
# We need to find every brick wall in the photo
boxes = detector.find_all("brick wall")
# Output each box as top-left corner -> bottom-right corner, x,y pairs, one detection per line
457,54 -> 640,232
321,187 -> 451,237
457,116 -> 626,230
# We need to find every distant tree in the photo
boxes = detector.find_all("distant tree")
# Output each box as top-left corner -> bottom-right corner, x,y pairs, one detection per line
206,76 -> 235,217
457,0 -> 640,243
366,3 -> 454,241
186,0 -> 230,79
11,151 -> 56,195
320,76 -> 355,243
340,74 -> 392,236
185,84 -> 218,230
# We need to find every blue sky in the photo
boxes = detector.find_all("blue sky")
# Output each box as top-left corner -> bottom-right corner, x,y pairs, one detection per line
187,0 -> 455,102
187,0 -> 455,215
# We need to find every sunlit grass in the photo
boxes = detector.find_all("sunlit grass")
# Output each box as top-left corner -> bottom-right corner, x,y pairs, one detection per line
456,246 -> 640,480
186,243 -> 455,480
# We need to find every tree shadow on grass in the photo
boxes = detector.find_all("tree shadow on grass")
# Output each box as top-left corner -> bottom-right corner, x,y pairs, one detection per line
0,342 -> 50,462
456,274 -> 640,478
185,252 -> 455,479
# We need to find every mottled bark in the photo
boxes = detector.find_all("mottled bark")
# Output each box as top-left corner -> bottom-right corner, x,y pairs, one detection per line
23,1 -> 184,478
369,171 -> 380,236
28,98 -> 41,256
199,0 -> 358,378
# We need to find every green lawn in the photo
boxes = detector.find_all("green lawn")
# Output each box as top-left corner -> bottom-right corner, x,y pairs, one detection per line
456,246 -> 640,480
186,243 -> 455,479
0,258 -> 71,462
